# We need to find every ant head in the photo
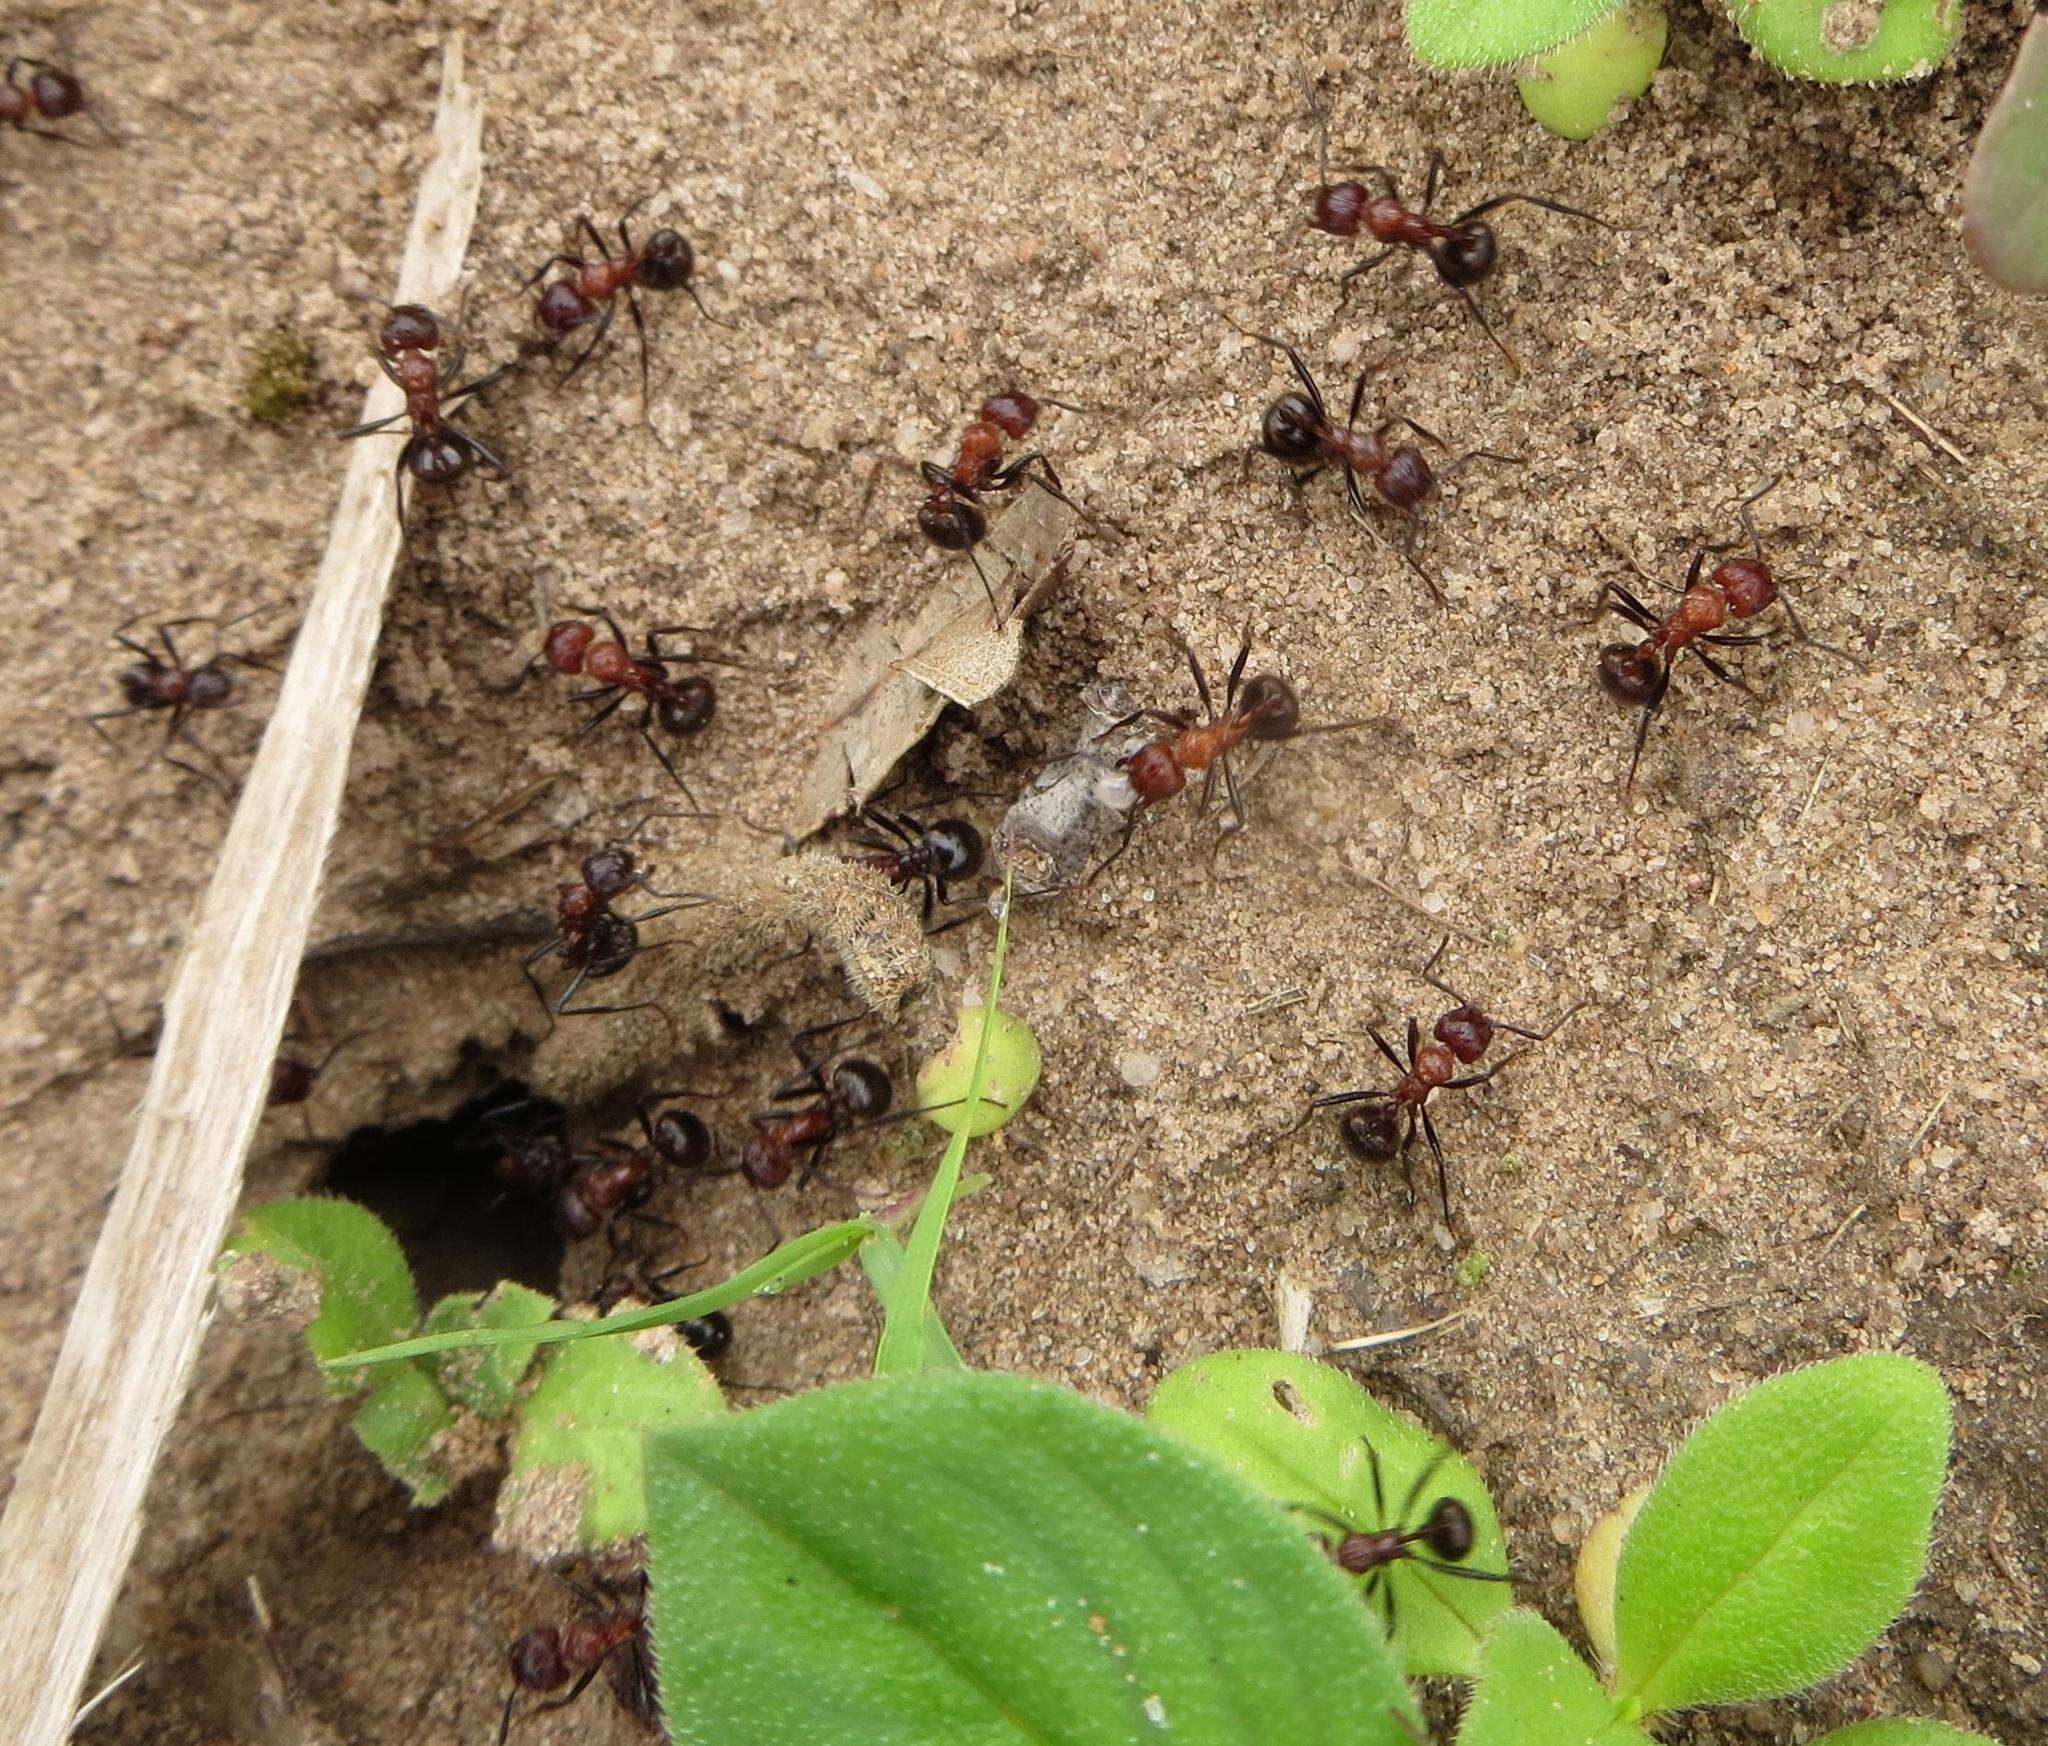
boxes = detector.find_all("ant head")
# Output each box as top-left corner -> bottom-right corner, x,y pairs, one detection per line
1433,1005 -> 1493,1064
830,1057 -> 893,1119
1421,1496 -> 1476,1561
1598,641 -> 1665,706
740,1135 -> 793,1189
1239,673 -> 1301,740
1310,181 -> 1370,238
927,817 -> 985,879
537,279 -> 595,333
917,496 -> 986,551
1713,555 -> 1776,618
508,1625 -> 569,1691
30,67 -> 85,119
1432,221 -> 1497,288
638,228 -> 696,290
657,677 -> 717,736
581,845 -> 638,899
186,666 -> 236,709
118,662 -> 168,706
1260,393 -> 1322,463
405,432 -> 470,485
1122,740 -> 1187,804
495,1132 -> 570,1194
980,392 -> 1040,438
542,618 -> 596,674
379,303 -> 440,356
652,1107 -> 712,1172
269,1055 -> 317,1105
1379,446 -> 1435,511
1339,1104 -> 1401,1162
682,1309 -> 733,1361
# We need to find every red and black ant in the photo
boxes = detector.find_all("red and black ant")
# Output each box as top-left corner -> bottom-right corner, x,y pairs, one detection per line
497,1572 -> 657,1745
1090,624 -> 1364,880
1242,329 -> 1515,602
87,609 -> 275,793
1302,96 -> 1603,370
917,390 -> 1084,620
847,806 -> 985,925
523,843 -> 708,1030
528,205 -> 730,403
339,303 -> 509,526
736,1019 -> 902,1191
1,46 -> 118,145
1309,937 -> 1581,1220
539,607 -> 738,800
1599,477 -> 1859,791
1288,1436 -> 1512,1636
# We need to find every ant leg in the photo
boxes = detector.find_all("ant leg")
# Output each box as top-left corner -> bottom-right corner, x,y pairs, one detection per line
1420,150 -> 1448,213
1689,646 -> 1752,692
1374,416 -> 1447,451
575,213 -> 612,256
1601,581 -> 1659,632
636,706 -> 701,805
339,409 -> 409,440
1307,1088 -> 1395,1111
564,602 -> 633,648
1392,1444 -> 1452,1530
966,545 -> 1002,625
1346,361 -> 1376,433
1337,249 -> 1397,295
1219,750 -> 1250,837
391,448 -> 411,536
1193,760 -> 1219,821
1227,321 -> 1332,425
451,428 -> 512,478
555,992 -> 679,1033
1079,807 -> 1145,887
560,297 -> 619,383
1397,516 -> 1446,608
567,690 -> 629,738
529,1662 -> 608,1719
1450,192 -> 1608,230
1420,1110 -> 1451,1220
1171,627 -> 1218,718
520,252 -> 587,291
684,283 -> 735,329
1621,694 -> 1662,793
1364,1024 -> 1408,1076
1224,621 -> 1254,710
1733,475 -> 1783,558
788,1015 -> 868,1078
1405,1015 -> 1421,1067
1284,1500 -> 1359,1541
1412,1556 -> 1514,1583
1438,449 -> 1523,484
1451,287 -> 1521,374
623,288 -> 652,412
86,706 -> 146,745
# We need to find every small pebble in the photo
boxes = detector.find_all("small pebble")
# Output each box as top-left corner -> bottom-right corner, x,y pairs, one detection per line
1913,1649 -> 1954,1693
1118,1051 -> 1163,1089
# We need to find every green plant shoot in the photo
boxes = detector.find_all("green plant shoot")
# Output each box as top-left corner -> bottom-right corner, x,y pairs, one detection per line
1964,16 -> 2048,293
1457,1609 -> 1654,1746
1517,3 -> 1667,138
1728,0 -> 1960,83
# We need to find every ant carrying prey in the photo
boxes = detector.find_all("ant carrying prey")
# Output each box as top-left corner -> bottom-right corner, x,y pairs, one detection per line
523,844 -> 709,1030
539,607 -> 739,800
1598,477 -> 1860,792
497,1572 -> 656,1745
88,609 -> 277,794
1308,937 -> 1581,1220
1241,329 -> 1515,602
339,303 -> 509,529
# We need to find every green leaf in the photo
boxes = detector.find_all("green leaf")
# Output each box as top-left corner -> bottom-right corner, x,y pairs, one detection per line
1457,1610 -> 1653,1746
1573,1484 -> 1650,1679
1613,1353 -> 1951,1713
423,1282 -> 557,1417
646,1371 -> 1418,1746
1148,1349 -> 1511,1677
498,1321 -> 726,1557
1517,3 -> 1668,139
1811,1722 -> 2004,1746
1726,0 -> 1960,84
352,1360 -> 457,1506
222,1196 -> 419,1385
1964,16 -> 2048,293
1409,0 -> 1631,70
860,1227 -> 966,1371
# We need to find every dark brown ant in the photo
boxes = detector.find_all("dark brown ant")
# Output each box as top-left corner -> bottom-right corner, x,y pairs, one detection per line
339,303 -> 509,526
555,1091 -> 716,1242
1242,328 -> 1515,602
1,46 -> 118,145
523,843 -> 708,1030
1599,477 -> 1858,792
737,1019 -> 900,1191
1302,99 -> 1604,370
848,807 -> 985,925
87,609 -> 275,793
1288,1436 -> 1511,1636
528,205 -> 730,403
539,606 -> 738,799
497,1572 -> 656,1746
917,390 -> 1084,619
1309,937 -> 1582,1219
1091,625 -> 1365,879
593,1259 -> 735,1361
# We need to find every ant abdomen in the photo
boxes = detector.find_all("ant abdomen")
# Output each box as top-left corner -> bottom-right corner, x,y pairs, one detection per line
1260,394 -> 1322,462
1598,641 -> 1666,706
1238,673 -> 1301,740
637,229 -> 695,290
406,433 -> 470,483
583,914 -> 641,977
1431,223 -> 1497,287
508,1626 -> 568,1690
925,818 -> 984,879
682,1309 -> 732,1360
1422,1497 -> 1476,1560
653,1109 -> 712,1173
1340,1105 -> 1401,1162
831,1057 -> 892,1119
655,678 -> 716,735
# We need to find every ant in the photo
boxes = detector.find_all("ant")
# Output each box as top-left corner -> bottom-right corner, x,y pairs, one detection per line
1242,328 -> 1514,602
1308,937 -> 1581,1220
87,610 -> 274,793
1301,94 -> 1603,370
522,843 -> 708,1030
1288,1436 -> 1511,1636
497,1572 -> 656,1745
917,390 -> 1084,620
267,1031 -> 369,1108
557,1092 -> 717,1242
593,1259 -> 735,1361
1090,624 -> 1363,880
847,806 -> 985,925
737,1019 -> 902,1191
1,47 -> 117,145
1599,477 -> 1857,791
539,607 -> 737,799
528,205 -> 729,403
339,303 -> 509,527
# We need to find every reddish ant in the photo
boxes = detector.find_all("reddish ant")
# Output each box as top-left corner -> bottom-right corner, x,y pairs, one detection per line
539,607 -> 738,799
848,807 -> 985,925
340,303 -> 509,526
267,1031 -> 369,1108
528,205 -> 730,403
736,1019 -> 901,1191
497,1572 -> 656,1745
1,46 -> 118,145
1288,1436 -> 1511,1636
1242,328 -> 1514,602
523,843 -> 708,1030
479,1091 -> 707,1245
1599,477 -> 1858,791
1090,624 -> 1364,879
1301,95 -> 1603,370
1309,937 -> 1582,1219
87,609 -> 275,793
917,390 -> 1084,619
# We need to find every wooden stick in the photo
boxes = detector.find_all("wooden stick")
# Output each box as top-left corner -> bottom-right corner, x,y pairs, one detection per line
0,39 -> 483,1745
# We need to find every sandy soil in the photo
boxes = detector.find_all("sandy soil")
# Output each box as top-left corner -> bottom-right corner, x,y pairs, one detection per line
1,0 -> 2042,1739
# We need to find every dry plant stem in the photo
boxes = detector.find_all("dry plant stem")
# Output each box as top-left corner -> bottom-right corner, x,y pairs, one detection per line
0,39 -> 483,1746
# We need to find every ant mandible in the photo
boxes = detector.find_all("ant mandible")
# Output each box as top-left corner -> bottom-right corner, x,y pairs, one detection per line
523,843 -> 708,1031
1090,623 -> 1364,880
539,606 -> 738,800
1308,937 -> 1582,1220
1598,477 -> 1859,791
1241,329 -> 1515,603
528,204 -> 730,404
1,47 -> 117,145
339,303 -> 509,528
87,609 -> 274,794
1288,1436 -> 1512,1636
847,806 -> 985,925
917,390 -> 1083,620
497,1572 -> 656,1745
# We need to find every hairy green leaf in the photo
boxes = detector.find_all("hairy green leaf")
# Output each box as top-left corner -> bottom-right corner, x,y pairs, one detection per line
646,1371 -> 1418,1746
1964,16 -> 2048,293
1810,1722 -> 2003,1746
1457,1610 -> 1653,1746
1727,0 -> 1959,83
423,1282 -> 557,1417
1518,3 -> 1667,138
1148,1349 -> 1511,1676
1409,0 -> 1630,70
351,1360 -> 456,1506
1613,1353 -> 1951,1712
222,1196 -> 418,1384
